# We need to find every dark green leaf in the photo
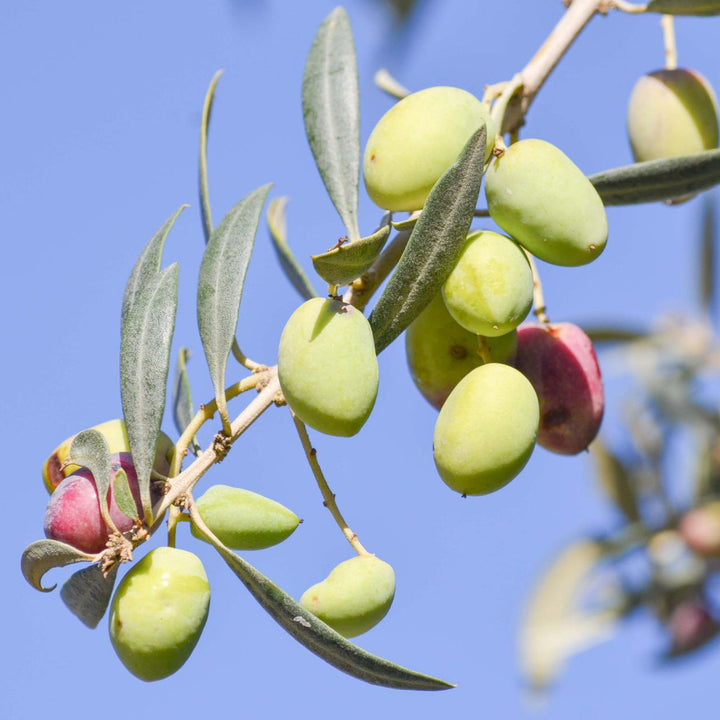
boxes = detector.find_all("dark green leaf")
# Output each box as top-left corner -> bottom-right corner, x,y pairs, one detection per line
591,440 -> 642,523
21,540 -> 93,592
646,0 -> 720,15
61,564 -> 118,628
267,197 -> 317,301
303,7 -> 361,241
369,126 -> 487,353
113,467 -> 139,521
700,196 -> 716,315
197,184 -> 272,426
589,150 -> 720,205
584,326 -> 647,344
199,70 -> 224,243
172,347 -> 201,456
67,429 -> 115,529
121,206 -> 185,326
312,222 -> 390,286
211,540 -> 454,690
121,264 -> 179,524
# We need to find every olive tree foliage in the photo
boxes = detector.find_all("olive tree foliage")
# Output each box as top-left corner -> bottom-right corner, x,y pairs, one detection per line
21,0 -> 720,692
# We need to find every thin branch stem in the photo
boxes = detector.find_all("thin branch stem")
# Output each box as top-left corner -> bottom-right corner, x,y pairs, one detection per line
374,68 -> 410,100
291,413 -> 369,556
662,15 -> 677,70
231,340 -> 263,372
477,336 -> 493,364
609,0 -> 648,13
524,249 -> 550,323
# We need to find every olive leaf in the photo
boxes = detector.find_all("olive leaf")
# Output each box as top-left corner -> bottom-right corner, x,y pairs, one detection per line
121,205 -> 186,326
311,222 -> 391,286
303,7 -> 361,241
591,440 -> 642,523
267,197 -> 317,301
699,196 -> 716,316
61,564 -> 118,629
199,70 -> 224,244
21,540 -> 94,592
172,347 -> 201,456
197,184 -> 272,429
583,326 -> 647,344
369,126 -> 487,353
520,540 -> 619,692
112,467 -> 139,520
66,429 -> 120,530
646,0 -> 720,15
589,150 -> 720,205
121,264 -> 179,524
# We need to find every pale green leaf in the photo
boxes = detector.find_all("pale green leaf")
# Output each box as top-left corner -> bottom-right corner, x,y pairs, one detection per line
267,197 -> 317,300
172,347 -> 200,456
369,126 -> 487,353
520,541 -> 618,692
67,429 -> 115,529
584,326 -> 647,344
112,467 -> 139,521
21,540 -> 93,592
312,222 -> 390,285
121,206 -> 185,326
61,564 -> 118,628
589,150 -> 720,205
121,264 -> 179,524
197,184 -> 272,426
646,0 -> 720,15
303,7 -> 361,241
200,70 -> 224,243
591,440 -> 641,523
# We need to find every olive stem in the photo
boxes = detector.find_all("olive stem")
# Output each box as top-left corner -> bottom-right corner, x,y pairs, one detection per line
608,0 -> 648,13
291,413 -> 370,556
524,249 -> 551,323
152,368 -> 281,527
374,68 -> 410,100
662,15 -> 677,70
342,229 -> 411,311
231,340 -> 264,372
167,506 -> 180,548
477,336 -> 493,364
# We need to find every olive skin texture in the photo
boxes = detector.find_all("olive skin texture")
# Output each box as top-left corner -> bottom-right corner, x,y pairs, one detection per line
300,555 -> 396,638
405,292 -> 484,410
442,230 -> 533,336
627,68 -> 718,163
515,323 -> 604,455
433,363 -> 539,495
485,139 -> 608,267
363,86 -> 495,212
109,547 -> 210,682
278,298 -> 379,437
190,484 -> 300,550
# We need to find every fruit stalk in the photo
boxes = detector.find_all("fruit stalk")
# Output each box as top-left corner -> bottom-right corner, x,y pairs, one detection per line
291,413 -> 369,555
523,250 -> 550,323
662,14 -> 677,70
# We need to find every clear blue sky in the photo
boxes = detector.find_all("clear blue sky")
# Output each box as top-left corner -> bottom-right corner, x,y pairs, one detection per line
3,2 -> 720,718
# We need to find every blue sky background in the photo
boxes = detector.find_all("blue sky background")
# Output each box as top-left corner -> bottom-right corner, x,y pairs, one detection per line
3,1 -> 720,718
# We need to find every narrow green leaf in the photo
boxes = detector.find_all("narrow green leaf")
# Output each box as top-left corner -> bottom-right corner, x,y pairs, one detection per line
303,7 -> 361,241
21,540 -> 93,592
699,196 -> 716,315
199,70 -> 224,244
369,126 -> 487,353
67,429 -> 115,529
591,440 -> 642,523
121,206 -> 186,326
197,184 -> 272,427
267,197 -> 317,301
646,0 -> 720,15
583,326 -> 647,344
61,564 -> 118,628
172,347 -> 201,456
520,540 -> 618,692
211,539 -> 454,690
312,222 -> 390,286
121,264 -> 179,524
112,467 -> 139,521
589,150 -> 720,205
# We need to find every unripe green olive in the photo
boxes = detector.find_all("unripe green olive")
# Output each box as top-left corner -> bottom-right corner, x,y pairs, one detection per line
363,86 -> 496,212
485,139 -> 608,266
300,555 -> 396,638
433,363 -> 539,495
405,293 -> 483,410
278,298 -> 379,437
627,68 -> 718,162
109,547 -> 210,681
190,484 -> 299,550
442,230 -> 533,336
